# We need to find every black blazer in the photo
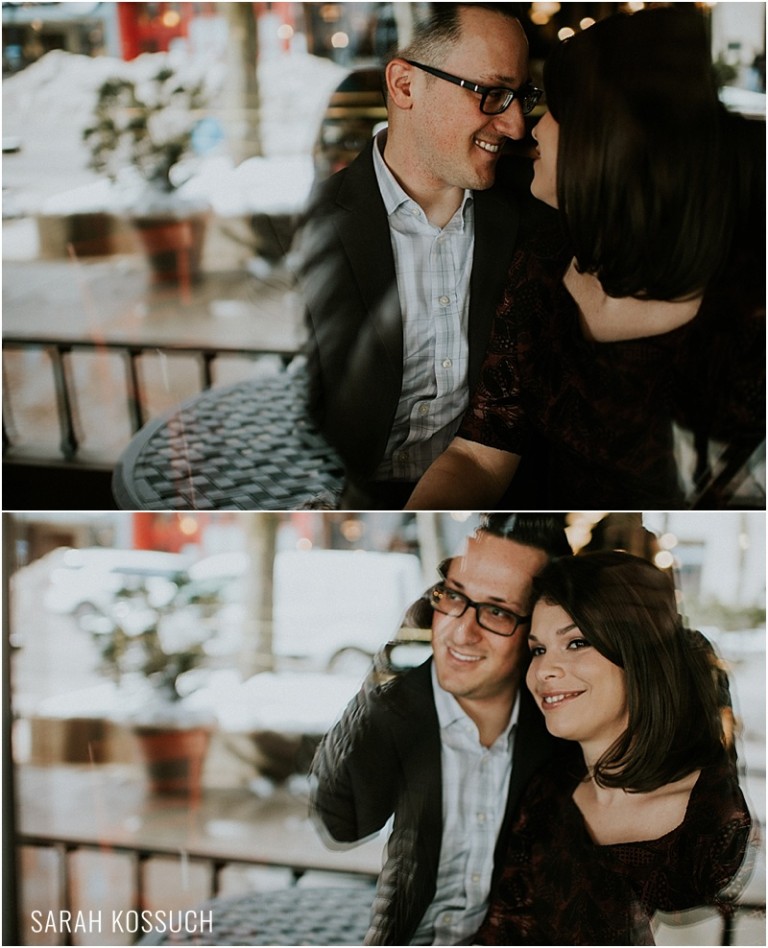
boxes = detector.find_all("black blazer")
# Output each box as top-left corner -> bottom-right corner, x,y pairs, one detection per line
295,139 -> 536,485
310,659 -> 563,945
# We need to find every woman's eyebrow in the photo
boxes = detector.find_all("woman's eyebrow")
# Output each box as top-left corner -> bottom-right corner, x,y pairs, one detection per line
529,623 -> 579,642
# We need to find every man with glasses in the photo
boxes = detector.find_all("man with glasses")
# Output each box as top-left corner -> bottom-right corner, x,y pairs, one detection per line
296,4 -> 548,508
310,514 -> 571,944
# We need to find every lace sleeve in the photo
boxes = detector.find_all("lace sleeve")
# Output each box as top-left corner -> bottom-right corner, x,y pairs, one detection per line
458,252 -> 532,454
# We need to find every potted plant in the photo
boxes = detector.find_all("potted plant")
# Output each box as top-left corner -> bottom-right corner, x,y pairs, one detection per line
82,66 -> 211,283
87,571 -> 220,795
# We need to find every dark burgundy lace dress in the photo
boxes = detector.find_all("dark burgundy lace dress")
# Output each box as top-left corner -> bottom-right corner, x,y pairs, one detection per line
475,758 -> 753,946
458,237 -> 765,508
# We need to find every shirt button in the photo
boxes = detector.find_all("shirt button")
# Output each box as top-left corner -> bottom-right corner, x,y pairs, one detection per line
472,873 -> 481,884
418,404 -> 429,416
477,812 -> 486,823
442,359 -> 453,369
438,295 -> 451,306
397,451 -> 408,463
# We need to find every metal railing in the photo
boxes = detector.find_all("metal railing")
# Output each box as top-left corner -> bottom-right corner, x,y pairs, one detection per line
2,337 -> 298,464
18,832 -> 376,947
17,831 -> 763,947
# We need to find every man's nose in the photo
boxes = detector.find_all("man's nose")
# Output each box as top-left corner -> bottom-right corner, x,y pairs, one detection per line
452,608 -> 484,643
488,99 -> 526,140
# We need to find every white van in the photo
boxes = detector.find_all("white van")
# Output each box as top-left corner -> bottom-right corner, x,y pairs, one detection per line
187,548 -> 425,669
273,549 -> 424,665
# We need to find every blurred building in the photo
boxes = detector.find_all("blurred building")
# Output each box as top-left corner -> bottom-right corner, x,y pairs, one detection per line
645,511 -> 766,612
2,1 -> 120,74
4,3 -> 764,92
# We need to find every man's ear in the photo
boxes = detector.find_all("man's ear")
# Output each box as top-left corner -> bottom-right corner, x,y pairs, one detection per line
386,58 -> 416,110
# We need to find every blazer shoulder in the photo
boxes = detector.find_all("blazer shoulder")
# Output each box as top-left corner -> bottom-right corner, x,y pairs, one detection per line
488,154 -> 560,230
307,141 -> 377,207
303,163 -> 349,217
377,658 -> 435,714
492,154 -> 533,202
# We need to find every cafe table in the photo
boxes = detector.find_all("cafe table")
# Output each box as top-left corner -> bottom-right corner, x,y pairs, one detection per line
138,884 -> 374,946
112,370 -> 346,510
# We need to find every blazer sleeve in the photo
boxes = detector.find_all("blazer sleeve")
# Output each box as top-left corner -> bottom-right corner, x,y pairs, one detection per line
310,677 -> 401,845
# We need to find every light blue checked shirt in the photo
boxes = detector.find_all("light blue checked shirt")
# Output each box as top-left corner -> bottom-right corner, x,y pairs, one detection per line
372,133 -> 474,481
411,663 -> 519,946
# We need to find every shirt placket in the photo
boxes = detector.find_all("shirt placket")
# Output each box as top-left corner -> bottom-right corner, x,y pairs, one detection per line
397,222 -> 466,479
464,746 -> 497,907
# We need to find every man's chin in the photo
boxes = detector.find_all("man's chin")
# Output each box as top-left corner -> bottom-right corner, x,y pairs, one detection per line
465,164 -> 498,191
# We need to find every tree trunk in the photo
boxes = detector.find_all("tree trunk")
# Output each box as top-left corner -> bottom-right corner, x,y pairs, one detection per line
415,512 -> 444,586
223,4 -> 262,162
243,513 -> 280,674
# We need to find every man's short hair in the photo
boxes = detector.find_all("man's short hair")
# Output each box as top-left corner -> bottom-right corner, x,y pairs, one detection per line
401,513 -> 571,630
478,513 -> 572,560
393,3 -> 525,66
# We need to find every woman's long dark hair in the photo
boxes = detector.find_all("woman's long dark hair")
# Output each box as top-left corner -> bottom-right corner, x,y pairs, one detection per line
543,7 -> 756,301
532,551 -> 733,791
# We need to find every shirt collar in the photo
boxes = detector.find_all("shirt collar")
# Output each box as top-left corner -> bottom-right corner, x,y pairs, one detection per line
372,129 -> 473,223
430,660 -> 520,746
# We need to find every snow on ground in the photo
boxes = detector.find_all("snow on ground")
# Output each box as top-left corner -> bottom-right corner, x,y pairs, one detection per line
3,48 -> 347,216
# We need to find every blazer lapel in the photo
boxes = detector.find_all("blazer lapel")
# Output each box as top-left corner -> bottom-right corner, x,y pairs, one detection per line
335,142 -> 404,380
384,661 -> 443,869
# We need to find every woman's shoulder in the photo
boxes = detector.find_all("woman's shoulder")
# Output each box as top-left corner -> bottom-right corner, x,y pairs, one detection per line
669,759 -> 754,903
686,757 -> 752,827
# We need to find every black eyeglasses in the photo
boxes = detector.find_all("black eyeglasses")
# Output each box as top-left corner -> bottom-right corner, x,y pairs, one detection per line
404,60 -> 543,116
428,583 -> 531,637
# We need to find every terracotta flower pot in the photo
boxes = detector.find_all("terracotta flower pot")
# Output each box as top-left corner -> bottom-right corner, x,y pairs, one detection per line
131,212 -> 208,285
132,724 -> 212,796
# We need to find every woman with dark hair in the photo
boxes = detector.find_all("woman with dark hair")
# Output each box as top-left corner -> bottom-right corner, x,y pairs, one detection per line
407,6 -> 765,509
474,551 -> 754,945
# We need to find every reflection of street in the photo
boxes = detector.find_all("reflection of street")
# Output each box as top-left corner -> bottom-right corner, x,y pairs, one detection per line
3,258 -> 304,464
12,556 -> 766,772
14,620 -> 767,947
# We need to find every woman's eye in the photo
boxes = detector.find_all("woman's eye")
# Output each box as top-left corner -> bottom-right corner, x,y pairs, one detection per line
567,638 -> 590,650
529,645 -> 545,657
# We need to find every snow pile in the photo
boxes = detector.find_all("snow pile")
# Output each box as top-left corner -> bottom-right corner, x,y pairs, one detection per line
185,670 -> 364,734
181,154 -> 317,216
256,51 -> 346,156
3,47 -> 226,139
3,48 -> 347,216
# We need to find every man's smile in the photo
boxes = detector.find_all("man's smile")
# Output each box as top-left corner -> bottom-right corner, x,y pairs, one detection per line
447,646 -> 483,663
474,137 -> 502,153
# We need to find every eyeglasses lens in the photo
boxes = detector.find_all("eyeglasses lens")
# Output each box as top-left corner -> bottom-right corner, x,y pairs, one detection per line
481,87 -> 541,116
429,586 -> 519,636
481,89 -> 514,115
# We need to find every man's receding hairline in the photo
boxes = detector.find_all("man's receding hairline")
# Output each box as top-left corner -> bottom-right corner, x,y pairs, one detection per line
395,3 -> 524,67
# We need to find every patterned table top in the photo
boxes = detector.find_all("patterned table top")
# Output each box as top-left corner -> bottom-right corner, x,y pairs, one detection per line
139,885 -> 374,946
113,371 -> 345,510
